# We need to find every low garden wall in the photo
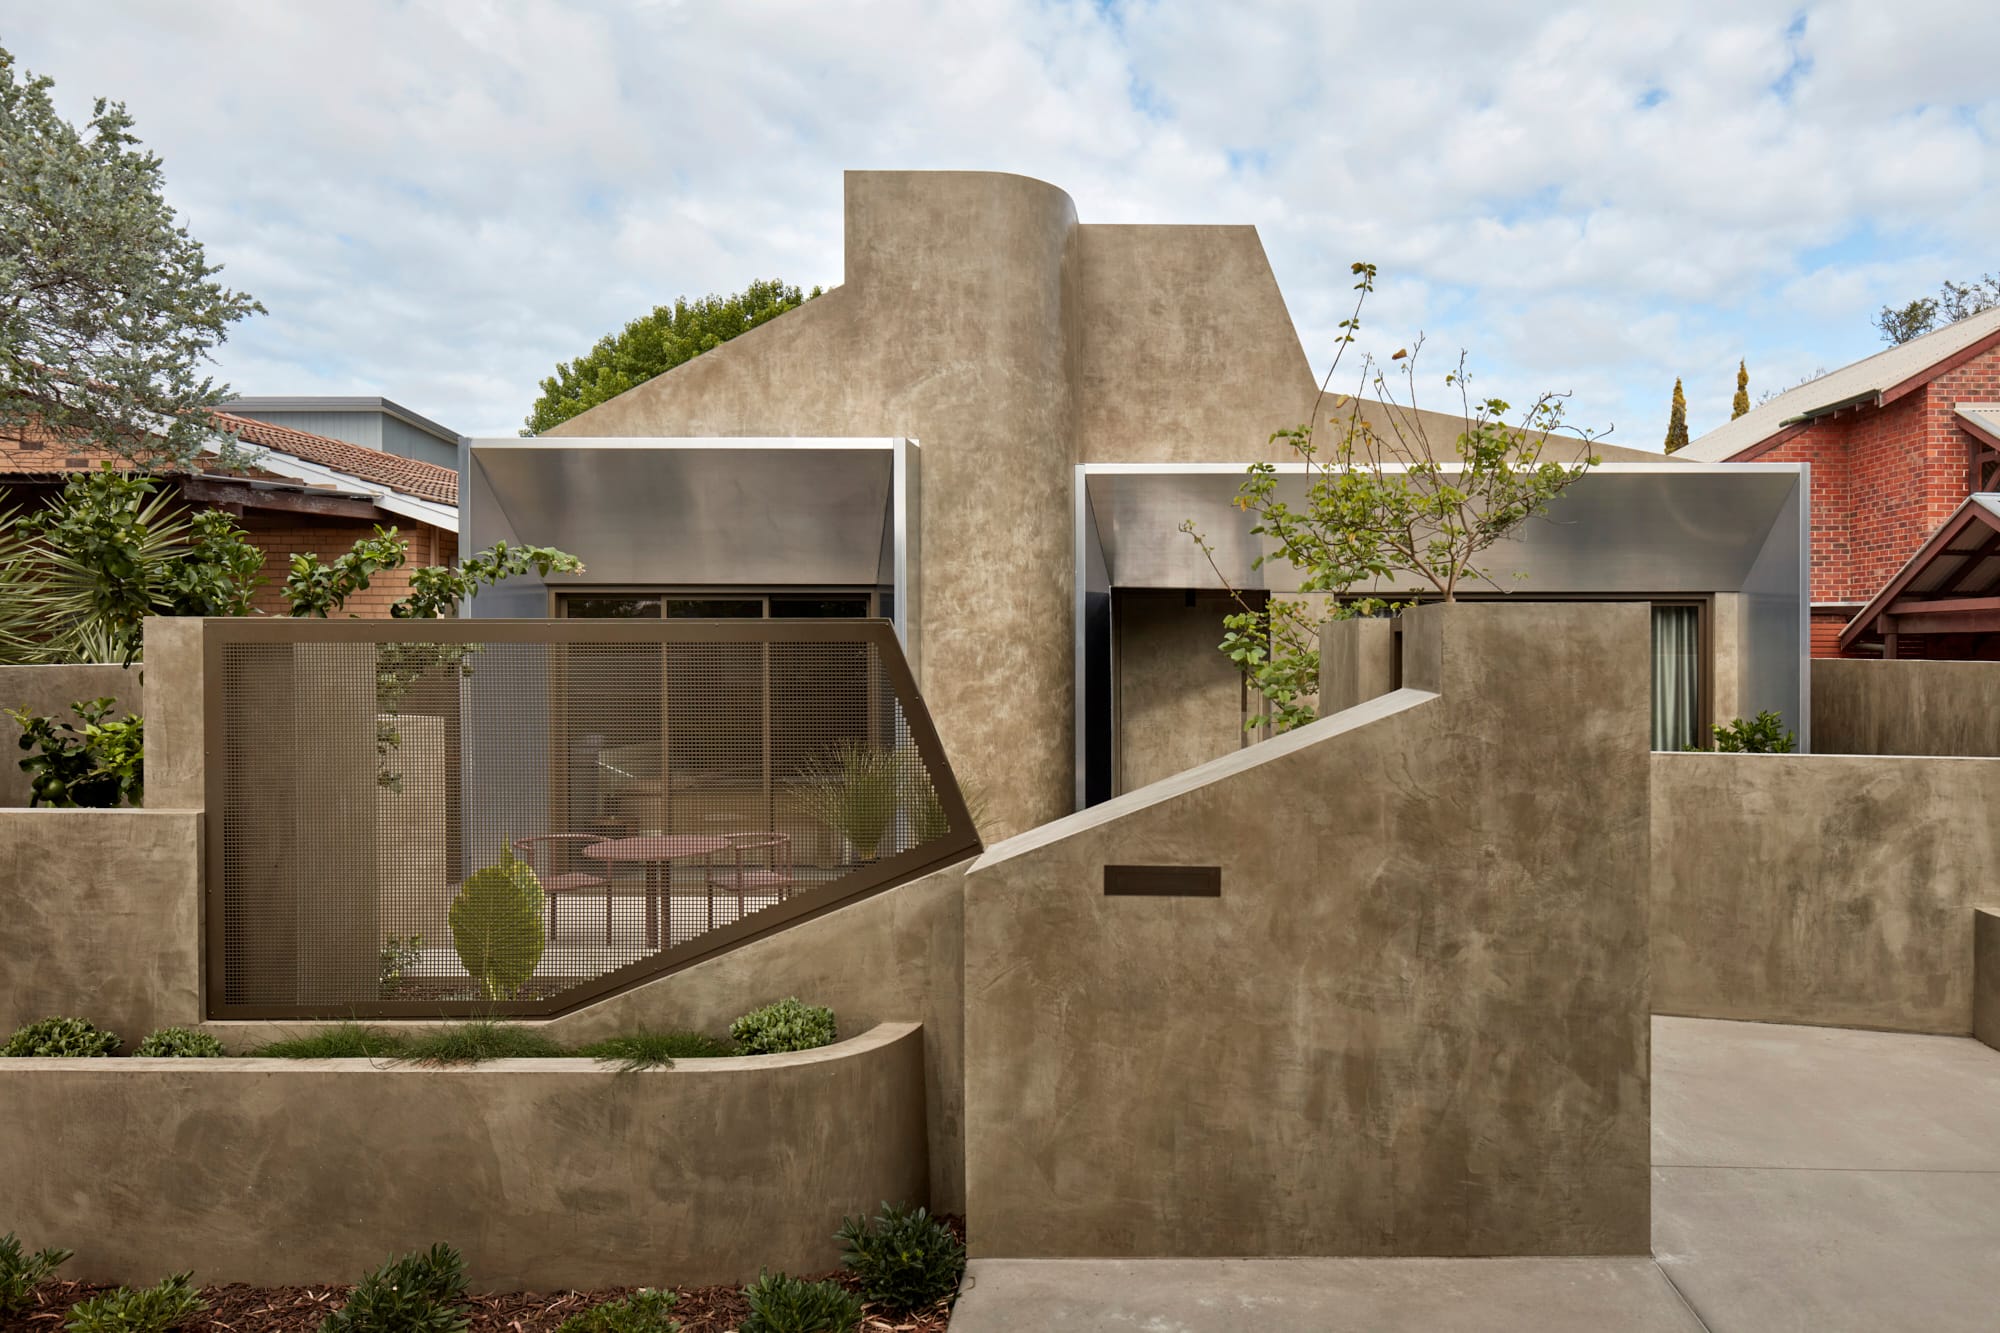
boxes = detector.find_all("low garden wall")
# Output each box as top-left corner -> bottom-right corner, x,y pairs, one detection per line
0,808 -> 202,1038
0,1022 -> 927,1290
0,663 -> 137,807
1653,752 -> 2000,1034
1812,658 -> 2000,757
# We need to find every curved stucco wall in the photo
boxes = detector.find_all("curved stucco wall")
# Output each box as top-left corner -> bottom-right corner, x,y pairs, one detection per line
0,1022 -> 927,1289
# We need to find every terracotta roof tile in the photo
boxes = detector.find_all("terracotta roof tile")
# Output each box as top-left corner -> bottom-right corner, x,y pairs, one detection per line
212,411 -> 459,505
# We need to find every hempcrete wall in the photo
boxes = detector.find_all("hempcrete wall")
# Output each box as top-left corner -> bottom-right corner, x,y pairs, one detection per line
0,1023 -> 927,1290
964,602 -> 1656,1258
1812,658 -> 2000,757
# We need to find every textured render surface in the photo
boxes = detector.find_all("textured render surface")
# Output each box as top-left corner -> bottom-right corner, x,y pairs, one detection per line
1652,1016 -> 2000,1333
1977,909 -> 2000,1051
0,664 -> 137,807
0,809 -> 201,1039
1652,752 -> 2000,1033
963,602 -> 1654,1258
1813,658 -> 2000,757
0,1023 -> 927,1290
947,1258 -> 1704,1332
141,617 -> 205,810
1113,590 -> 1249,792
1317,615 -> 1398,713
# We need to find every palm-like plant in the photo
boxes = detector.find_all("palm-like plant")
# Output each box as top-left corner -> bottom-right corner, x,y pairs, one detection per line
32,469 -> 191,664
0,505 -> 53,665
796,741 -> 902,863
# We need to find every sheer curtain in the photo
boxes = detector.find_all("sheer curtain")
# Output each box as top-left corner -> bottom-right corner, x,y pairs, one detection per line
1651,604 -> 1701,750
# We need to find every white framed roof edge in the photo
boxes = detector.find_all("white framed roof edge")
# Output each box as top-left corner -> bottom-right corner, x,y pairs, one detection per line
468,436 -> 915,452
1077,460 -> 1806,477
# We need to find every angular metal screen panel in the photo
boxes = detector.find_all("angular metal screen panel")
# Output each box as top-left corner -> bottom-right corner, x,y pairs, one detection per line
205,620 -> 977,1018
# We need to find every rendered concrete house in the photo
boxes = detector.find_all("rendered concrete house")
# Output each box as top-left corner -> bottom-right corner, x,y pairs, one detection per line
465,170 -> 1814,831
1677,308 -> 2000,659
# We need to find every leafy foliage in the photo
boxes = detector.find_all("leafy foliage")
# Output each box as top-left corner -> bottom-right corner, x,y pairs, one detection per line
1732,360 -> 1750,420
319,1244 -> 469,1333
133,1026 -> 225,1057
394,542 -> 585,618
0,47 -> 262,471
1663,377 -> 1689,454
282,527 -> 408,618
795,743 -> 899,860
524,280 -> 821,435
379,933 -> 424,988
1183,262 -> 1598,732
64,1273 -> 205,1333
251,1023 -> 410,1059
729,999 -> 837,1056
3,1015 -> 120,1057
1876,274 -> 2000,345
0,1232 -> 72,1316
575,1030 -> 735,1070
737,1271 -> 862,1333
161,511 -> 265,617
553,1290 -> 680,1333
9,697 -> 144,807
448,849 -> 546,1001
397,1021 -> 566,1065
836,1203 -> 966,1314
1705,710 -> 1797,754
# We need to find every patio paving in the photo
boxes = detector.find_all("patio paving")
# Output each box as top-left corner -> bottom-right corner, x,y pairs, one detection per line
949,1016 -> 2000,1331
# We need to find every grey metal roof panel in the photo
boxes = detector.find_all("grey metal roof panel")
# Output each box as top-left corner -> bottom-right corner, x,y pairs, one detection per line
1679,307 -> 2000,462
223,395 -> 460,444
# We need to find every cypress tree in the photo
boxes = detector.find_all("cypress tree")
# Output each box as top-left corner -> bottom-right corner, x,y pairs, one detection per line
1664,378 -> 1690,453
1732,360 -> 1750,419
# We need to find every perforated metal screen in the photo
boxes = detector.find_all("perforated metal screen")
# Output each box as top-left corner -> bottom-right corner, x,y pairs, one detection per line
205,620 -> 977,1018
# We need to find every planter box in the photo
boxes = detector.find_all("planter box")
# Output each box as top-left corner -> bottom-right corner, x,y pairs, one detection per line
0,1022 -> 927,1289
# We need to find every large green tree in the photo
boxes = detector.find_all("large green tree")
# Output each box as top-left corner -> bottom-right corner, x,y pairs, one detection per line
0,46 -> 262,470
523,279 -> 821,434
1664,378 -> 1689,453
1876,273 -> 2000,346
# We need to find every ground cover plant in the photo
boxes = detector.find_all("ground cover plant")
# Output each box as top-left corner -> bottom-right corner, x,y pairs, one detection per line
551,1289 -> 678,1333
736,1272 -> 862,1333
397,1022 -> 567,1065
250,1024 -> 411,1060
133,1027 -> 225,1058
0,1232 -> 72,1316
570,1031 -> 735,1070
729,1000 -> 837,1055
63,1272 -> 204,1333
320,1244 -> 468,1333
3,1016 -> 120,1057
835,1204 -> 965,1316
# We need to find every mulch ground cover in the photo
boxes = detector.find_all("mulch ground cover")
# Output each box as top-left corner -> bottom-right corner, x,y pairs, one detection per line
6,1273 -> 954,1333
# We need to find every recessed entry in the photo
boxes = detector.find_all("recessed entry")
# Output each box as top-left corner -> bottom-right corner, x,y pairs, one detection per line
1103,864 -> 1222,897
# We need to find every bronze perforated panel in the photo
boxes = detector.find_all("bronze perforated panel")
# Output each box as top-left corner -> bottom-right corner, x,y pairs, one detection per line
203,619 -> 977,1019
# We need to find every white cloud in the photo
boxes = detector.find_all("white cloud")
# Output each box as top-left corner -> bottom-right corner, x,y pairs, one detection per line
6,0 -> 1998,444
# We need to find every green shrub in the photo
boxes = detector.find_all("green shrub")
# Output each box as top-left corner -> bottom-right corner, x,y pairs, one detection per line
398,1021 -> 565,1065
836,1203 -> 966,1313
729,999 -> 837,1055
3,1016 -> 120,1057
320,1243 -> 469,1333
252,1023 -> 409,1059
0,1232 -> 73,1316
738,1272 -> 861,1333
575,1030 -> 734,1070
1708,710 -> 1797,754
134,1027 -> 225,1058
449,847 -> 546,1000
65,1273 -> 205,1333
8,698 -> 144,808
553,1289 -> 679,1333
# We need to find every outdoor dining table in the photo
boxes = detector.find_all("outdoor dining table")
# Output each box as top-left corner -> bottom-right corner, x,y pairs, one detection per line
581,834 -> 733,950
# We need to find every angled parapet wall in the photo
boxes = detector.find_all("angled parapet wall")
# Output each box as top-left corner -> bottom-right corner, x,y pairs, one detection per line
964,601 -> 1654,1258
1653,751 -> 2000,1034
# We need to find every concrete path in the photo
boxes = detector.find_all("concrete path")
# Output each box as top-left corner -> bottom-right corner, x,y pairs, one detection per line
949,1017 -> 2000,1331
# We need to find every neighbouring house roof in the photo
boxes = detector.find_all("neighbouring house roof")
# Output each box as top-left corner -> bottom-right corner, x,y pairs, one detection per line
222,395 -> 460,447
1840,493 -> 2000,650
1958,404 -> 2000,447
211,412 -> 458,507
1678,306 -> 2000,462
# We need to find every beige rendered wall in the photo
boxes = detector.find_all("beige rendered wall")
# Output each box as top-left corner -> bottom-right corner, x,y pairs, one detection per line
0,664 -> 138,807
1977,909 -> 2000,1051
0,808 -> 202,1040
1652,751 -> 2000,1034
1113,590 -> 1252,792
1812,658 -> 2000,757
964,601 -> 1655,1258
0,1023 -> 926,1290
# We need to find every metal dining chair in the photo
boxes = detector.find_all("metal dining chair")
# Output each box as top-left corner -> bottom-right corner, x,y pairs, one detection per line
704,832 -> 796,921
511,834 -> 613,945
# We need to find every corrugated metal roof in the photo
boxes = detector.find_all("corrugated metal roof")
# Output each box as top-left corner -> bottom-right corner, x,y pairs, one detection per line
1957,404 -> 2000,445
1679,306 -> 2000,461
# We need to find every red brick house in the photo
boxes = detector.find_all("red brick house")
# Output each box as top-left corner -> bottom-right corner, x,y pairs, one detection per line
0,410 -> 458,618
1679,306 -> 2000,658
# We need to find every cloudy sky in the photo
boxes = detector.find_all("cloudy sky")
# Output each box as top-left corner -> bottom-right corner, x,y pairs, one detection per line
8,2 -> 1996,444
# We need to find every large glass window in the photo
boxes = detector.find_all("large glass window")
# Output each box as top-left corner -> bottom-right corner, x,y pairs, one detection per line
1651,604 -> 1701,751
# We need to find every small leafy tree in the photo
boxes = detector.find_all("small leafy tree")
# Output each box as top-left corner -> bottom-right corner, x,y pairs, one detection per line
1732,360 -> 1750,419
1664,377 -> 1689,453
1704,710 -> 1796,754
9,698 -> 144,808
283,528 -> 583,618
448,848 -> 546,1001
0,46 -> 262,470
525,279 -> 822,434
1184,262 -> 1600,731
